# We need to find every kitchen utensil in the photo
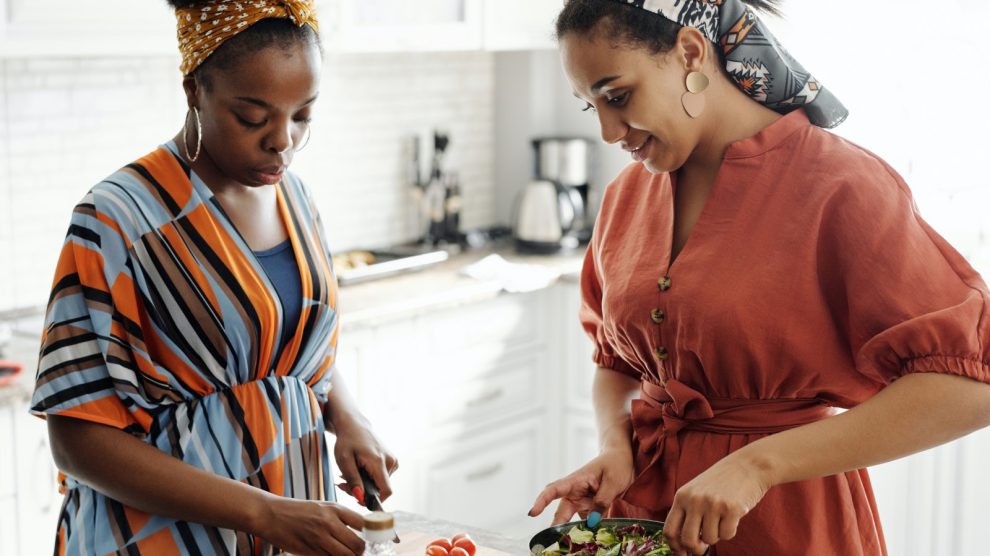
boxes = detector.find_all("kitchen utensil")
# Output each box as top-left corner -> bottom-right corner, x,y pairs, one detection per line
529,518 -> 709,555
359,468 -> 400,543
392,531 -> 511,556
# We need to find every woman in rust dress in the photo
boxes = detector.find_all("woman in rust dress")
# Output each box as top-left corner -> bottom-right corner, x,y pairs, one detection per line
528,1 -> 990,555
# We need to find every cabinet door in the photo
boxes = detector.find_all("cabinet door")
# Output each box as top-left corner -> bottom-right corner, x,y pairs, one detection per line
483,0 -> 562,51
320,0 -> 484,53
0,404 -> 15,499
0,496 -> 17,556
423,417 -> 548,536
1,0 -> 175,57
14,407 -> 60,556
957,427 -> 990,555
559,282 -> 597,411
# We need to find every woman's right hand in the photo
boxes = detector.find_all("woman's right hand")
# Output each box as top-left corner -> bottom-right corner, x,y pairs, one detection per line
528,447 -> 636,525
254,495 -> 366,556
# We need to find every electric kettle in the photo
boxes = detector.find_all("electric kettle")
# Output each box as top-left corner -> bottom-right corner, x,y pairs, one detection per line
513,179 -> 580,253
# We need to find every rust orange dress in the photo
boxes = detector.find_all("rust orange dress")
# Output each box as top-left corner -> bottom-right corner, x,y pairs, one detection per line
580,109 -> 990,555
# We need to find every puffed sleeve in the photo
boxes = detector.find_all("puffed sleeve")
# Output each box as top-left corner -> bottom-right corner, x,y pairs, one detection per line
817,153 -> 990,387
579,211 -> 641,379
30,196 -> 146,433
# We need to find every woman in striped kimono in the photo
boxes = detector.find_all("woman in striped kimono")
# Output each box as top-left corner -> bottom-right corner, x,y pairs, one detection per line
29,2 -> 396,554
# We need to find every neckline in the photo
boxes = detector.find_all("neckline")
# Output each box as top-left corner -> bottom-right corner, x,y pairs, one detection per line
160,140 -> 307,373
662,108 -> 811,272
723,108 -> 811,160
254,239 -> 293,257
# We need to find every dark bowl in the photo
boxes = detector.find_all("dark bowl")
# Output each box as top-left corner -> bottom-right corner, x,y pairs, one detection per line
529,518 -> 710,555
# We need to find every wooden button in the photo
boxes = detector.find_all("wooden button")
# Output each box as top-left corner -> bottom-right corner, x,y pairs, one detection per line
657,276 -> 671,291
650,309 -> 665,324
653,346 -> 669,361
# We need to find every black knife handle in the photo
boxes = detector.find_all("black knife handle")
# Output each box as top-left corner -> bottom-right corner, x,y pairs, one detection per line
358,467 -> 382,511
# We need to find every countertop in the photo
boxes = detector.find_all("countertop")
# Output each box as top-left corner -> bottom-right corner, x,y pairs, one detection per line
0,243 -> 588,405
338,242 -> 586,327
391,511 -> 529,554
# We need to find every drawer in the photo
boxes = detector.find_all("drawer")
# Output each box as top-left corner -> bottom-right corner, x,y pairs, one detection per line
426,291 -> 549,354
424,418 -> 544,530
0,405 -> 15,497
428,361 -> 541,428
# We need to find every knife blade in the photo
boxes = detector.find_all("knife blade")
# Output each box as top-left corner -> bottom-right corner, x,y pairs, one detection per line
358,467 -> 400,543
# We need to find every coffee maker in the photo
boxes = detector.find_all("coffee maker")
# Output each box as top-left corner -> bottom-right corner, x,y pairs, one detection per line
514,137 -> 595,253
533,137 -> 594,241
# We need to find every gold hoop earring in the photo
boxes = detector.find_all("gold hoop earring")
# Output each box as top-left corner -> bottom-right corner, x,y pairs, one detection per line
682,71 -> 709,119
295,126 -> 311,152
183,107 -> 202,163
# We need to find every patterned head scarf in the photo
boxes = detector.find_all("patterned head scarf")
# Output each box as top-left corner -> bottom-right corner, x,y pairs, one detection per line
609,0 -> 847,128
176,0 -> 319,75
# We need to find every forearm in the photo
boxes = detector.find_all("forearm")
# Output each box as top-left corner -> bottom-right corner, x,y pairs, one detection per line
323,372 -> 370,434
739,372 -> 990,486
48,415 -> 270,533
592,366 -> 641,453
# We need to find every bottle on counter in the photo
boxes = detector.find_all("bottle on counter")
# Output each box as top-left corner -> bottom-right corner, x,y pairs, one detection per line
362,512 -> 397,556
443,171 -> 462,244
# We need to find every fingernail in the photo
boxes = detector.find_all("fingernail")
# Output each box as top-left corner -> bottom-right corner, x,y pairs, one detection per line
353,486 -> 365,505
586,511 -> 602,528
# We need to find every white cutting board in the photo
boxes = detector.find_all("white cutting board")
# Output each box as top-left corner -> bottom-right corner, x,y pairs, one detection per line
393,531 -> 513,556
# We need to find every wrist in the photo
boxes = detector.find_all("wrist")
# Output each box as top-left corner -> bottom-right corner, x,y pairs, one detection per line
329,406 -> 371,434
733,442 -> 788,489
599,418 -> 633,455
242,490 -> 277,537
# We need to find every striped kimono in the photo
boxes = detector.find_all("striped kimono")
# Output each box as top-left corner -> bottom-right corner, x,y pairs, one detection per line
30,142 -> 340,555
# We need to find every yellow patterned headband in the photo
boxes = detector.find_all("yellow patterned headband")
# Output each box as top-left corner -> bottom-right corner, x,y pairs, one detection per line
176,0 -> 319,75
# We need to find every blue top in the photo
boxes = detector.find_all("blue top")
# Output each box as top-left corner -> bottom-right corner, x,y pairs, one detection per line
255,239 -> 302,353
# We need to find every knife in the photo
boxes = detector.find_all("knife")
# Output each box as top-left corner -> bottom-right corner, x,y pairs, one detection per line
359,467 -> 400,543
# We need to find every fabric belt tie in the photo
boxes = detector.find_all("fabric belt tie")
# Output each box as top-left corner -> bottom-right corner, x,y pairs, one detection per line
622,379 -> 834,511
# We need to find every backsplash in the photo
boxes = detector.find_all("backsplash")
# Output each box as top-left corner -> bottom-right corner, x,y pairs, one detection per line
0,52 -> 495,313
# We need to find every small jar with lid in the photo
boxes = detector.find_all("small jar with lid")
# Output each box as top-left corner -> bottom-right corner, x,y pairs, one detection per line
362,512 -> 396,556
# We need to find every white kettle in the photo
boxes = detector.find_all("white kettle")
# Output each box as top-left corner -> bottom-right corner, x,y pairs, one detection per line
513,180 -> 579,253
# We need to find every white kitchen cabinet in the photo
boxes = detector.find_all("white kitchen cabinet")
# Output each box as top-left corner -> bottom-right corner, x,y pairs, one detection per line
482,0 -> 561,51
424,416 -> 546,534
0,404 -> 15,499
13,400 -> 60,556
0,496 -> 18,556
318,0 -> 484,53
0,0 -> 175,57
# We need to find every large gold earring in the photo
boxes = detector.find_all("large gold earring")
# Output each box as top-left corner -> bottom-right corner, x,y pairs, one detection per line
183,107 -> 202,163
682,71 -> 709,119
295,125 -> 311,152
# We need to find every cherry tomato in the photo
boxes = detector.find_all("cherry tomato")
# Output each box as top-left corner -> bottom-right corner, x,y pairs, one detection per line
425,546 -> 450,556
450,548 -> 470,556
453,537 -> 477,556
451,533 -> 470,544
428,538 -> 452,551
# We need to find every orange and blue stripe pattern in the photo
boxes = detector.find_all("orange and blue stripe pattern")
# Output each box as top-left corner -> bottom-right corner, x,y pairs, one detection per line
31,141 -> 339,555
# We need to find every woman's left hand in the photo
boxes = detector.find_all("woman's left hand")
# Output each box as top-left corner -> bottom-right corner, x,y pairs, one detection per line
331,414 -> 399,503
663,452 -> 775,556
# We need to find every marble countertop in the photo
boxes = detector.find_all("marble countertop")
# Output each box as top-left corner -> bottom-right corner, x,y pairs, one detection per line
338,242 -> 586,328
392,511 -> 529,554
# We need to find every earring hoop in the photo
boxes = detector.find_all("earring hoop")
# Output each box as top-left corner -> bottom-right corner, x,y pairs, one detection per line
183,107 -> 202,163
295,125 -> 311,152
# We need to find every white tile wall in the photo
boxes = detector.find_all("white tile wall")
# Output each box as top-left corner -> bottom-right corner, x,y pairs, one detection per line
0,73 -> 12,311
0,51 -> 496,313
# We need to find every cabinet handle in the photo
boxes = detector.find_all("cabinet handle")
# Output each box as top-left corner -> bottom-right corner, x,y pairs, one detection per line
467,388 -> 504,407
465,463 -> 503,482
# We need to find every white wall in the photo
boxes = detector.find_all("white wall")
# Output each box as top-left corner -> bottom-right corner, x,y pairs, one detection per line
0,51 -> 497,314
